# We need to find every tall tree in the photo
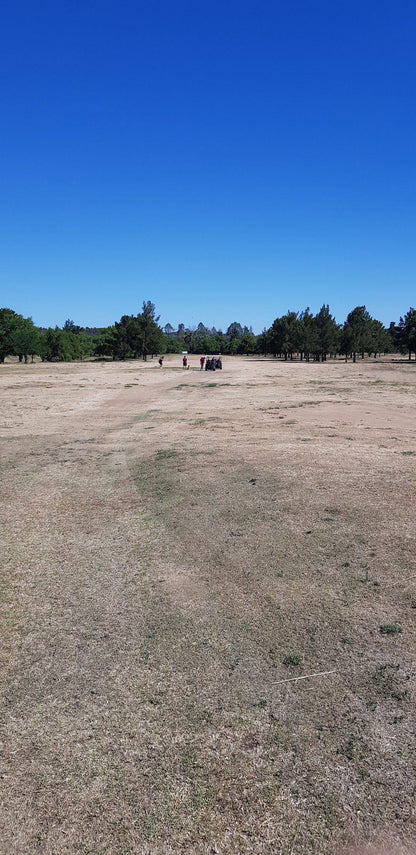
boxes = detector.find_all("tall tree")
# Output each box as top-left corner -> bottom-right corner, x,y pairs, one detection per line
63,319 -> 83,335
14,317 -> 39,363
226,321 -> 244,339
314,305 -> 339,361
298,308 -> 319,362
138,301 -> 164,360
0,308 -> 38,362
366,319 -> 392,358
342,306 -> 372,362
398,307 -> 416,360
112,315 -> 134,360
236,332 -> 257,354
112,301 -> 164,361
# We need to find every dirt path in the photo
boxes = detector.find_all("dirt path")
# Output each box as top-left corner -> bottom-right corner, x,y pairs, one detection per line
1,356 -> 415,853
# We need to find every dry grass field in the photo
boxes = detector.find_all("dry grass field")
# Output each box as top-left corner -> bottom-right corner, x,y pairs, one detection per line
1,355 -> 415,855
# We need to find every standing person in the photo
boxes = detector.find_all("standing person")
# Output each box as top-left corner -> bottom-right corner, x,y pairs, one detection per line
217,355 -> 222,370
200,355 -> 205,370
183,355 -> 188,369
158,356 -> 164,367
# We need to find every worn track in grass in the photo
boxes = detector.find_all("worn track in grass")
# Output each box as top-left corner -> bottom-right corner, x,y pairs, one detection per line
1,356 -> 415,854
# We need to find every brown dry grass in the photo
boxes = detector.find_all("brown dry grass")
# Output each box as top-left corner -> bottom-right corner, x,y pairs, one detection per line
1,355 -> 415,854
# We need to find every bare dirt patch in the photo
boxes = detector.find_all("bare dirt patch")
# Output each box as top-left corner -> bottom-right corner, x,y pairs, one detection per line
1,356 -> 415,854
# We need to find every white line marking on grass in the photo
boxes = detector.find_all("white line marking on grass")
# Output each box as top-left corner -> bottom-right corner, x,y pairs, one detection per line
272,669 -> 337,685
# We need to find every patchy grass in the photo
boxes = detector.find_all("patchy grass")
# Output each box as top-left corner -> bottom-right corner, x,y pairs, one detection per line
379,623 -> 403,635
283,653 -> 301,666
156,448 -> 179,459
1,357 -> 415,854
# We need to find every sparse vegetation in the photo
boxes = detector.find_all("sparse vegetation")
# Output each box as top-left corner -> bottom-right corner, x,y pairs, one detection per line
156,448 -> 178,459
1,356 -> 415,854
380,623 -> 403,635
283,653 -> 301,666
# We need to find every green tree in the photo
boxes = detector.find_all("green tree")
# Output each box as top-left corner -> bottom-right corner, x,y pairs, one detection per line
226,321 -> 244,340
236,332 -> 257,354
39,325 -> 89,361
111,301 -> 164,361
93,326 -> 116,357
257,328 -> 272,355
0,308 -> 23,362
14,316 -> 39,362
267,312 -> 301,359
63,318 -> 83,335
164,335 -> 185,354
342,306 -> 373,362
365,319 -> 392,358
112,316 -> 135,360
282,311 -> 301,359
0,308 -> 40,363
138,300 -> 164,359
314,305 -> 339,361
298,308 -> 319,362
398,308 -> 416,360
267,317 -> 285,356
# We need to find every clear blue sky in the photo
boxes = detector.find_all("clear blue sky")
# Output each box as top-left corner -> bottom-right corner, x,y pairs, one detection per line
1,0 -> 415,332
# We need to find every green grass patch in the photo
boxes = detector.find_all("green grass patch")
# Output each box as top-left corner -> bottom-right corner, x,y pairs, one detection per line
283,653 -> 301,666
379,623 -> 402,635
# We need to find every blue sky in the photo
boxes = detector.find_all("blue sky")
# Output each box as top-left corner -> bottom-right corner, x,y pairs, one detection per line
1,0 -> 415,332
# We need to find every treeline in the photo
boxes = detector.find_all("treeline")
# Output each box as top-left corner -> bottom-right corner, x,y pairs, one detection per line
0,302 -> 164,363
162,321 -> 257,356
259,306 -> 392,362
162,306 -> 416,362
1,302 -> 416,363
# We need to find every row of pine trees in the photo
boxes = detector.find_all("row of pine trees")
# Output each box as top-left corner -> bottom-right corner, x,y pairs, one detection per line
1,303 -> 416,363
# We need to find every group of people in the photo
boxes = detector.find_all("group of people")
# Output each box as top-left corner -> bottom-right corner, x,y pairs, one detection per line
158,354 -> 223,370
200,355 -> 222,370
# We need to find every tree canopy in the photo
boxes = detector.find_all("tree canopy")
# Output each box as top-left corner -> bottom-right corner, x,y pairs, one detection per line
0,300 -> 413,363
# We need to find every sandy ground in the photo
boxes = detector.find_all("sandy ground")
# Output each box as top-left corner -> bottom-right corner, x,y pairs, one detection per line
1,355 -> 415,854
